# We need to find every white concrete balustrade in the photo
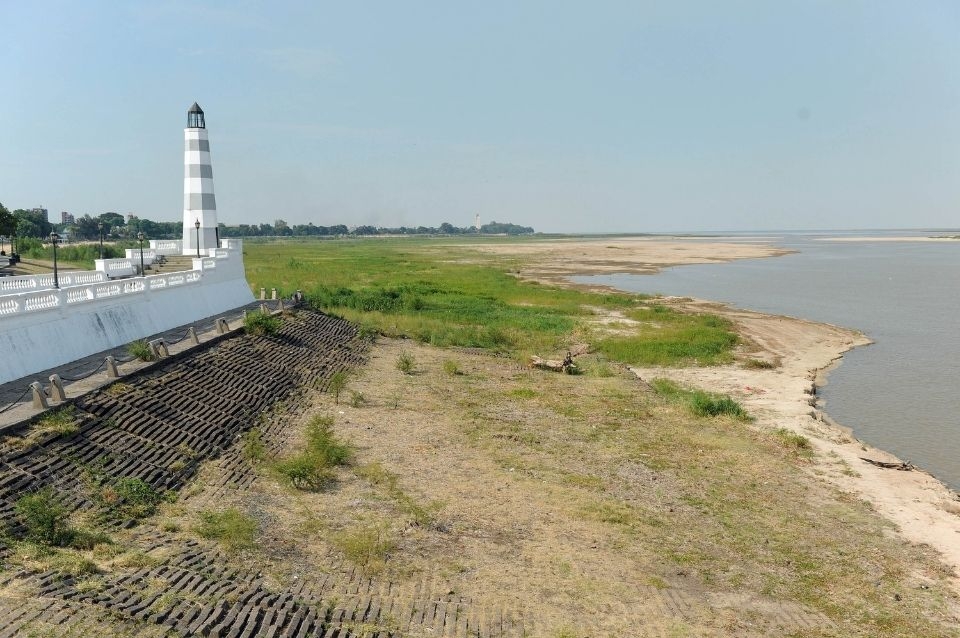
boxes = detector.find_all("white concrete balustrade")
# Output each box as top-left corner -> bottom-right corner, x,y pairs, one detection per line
0,271 -> 109,293
124,249 -> 157,265
150,239 -> 183,255
0,270 -> 202,316
0,242 -> 252,385
94,259 -> 136,279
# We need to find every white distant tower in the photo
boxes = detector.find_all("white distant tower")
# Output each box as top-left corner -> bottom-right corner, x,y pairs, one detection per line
182,102 -> 218,255
474,213 -> 481,231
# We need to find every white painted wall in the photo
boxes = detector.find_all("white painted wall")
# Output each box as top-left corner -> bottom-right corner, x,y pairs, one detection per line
0,245 -> 254,384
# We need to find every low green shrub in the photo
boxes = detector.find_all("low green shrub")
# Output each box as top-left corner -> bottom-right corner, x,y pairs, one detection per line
272,416 -> 352,491
244,312 -> 282,336
127,339 -> 156,362
442,359 -> 462,376
349,390 -> 366,407
15,488 -> 71,546
272,454 -> 333,490
328,371 -> 349,404
331,524 -> 397,570
243,428 -> 266,462
743,358 -> 777,369
396,351 -> 416,374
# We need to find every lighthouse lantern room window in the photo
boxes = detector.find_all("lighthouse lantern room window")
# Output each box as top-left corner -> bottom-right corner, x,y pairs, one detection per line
187,102 -> 205,129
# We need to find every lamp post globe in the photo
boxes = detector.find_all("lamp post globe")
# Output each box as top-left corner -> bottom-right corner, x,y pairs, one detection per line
137,232 -> 146,277
49,232 -> 60,289
194,219 -> 201,258
97,221 -> 104,259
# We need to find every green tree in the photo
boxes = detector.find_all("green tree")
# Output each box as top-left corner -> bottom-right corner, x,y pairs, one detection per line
0,202 -> 15,238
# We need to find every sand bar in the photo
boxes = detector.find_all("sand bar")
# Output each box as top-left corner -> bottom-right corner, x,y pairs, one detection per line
458,236 -> 793,283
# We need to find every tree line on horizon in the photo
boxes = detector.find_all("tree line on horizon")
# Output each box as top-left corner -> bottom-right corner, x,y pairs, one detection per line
0,202 -> 534,244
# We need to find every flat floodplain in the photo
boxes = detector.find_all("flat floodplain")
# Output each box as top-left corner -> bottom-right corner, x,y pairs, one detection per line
0,235 -> 955,636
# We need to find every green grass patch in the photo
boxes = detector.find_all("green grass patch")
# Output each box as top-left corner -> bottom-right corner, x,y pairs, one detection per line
651,378 -> 750,420
194,508 -> 258,552
595,306 -> 737,366
773,428 -> 815,458
355,462 -> 441,527
243,238 -> 636,356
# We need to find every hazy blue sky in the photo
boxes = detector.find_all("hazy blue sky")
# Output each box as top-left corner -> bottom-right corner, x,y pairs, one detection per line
1,1 -> 957,233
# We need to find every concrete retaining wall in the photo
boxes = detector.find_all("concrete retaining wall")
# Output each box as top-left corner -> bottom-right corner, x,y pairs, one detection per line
0,246 -> 254,384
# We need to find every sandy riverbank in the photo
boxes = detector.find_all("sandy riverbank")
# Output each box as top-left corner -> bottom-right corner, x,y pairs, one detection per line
484,236 -> 960,592
459,236 -> 793,284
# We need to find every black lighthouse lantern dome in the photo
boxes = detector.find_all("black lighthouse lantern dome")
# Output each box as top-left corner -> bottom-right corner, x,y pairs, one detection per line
187,102 -> 205,129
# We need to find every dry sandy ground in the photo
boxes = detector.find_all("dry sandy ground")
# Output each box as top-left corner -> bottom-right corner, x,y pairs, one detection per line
820,237 -> 960,242
458,236 -> 791,283
484,236 -> 960,595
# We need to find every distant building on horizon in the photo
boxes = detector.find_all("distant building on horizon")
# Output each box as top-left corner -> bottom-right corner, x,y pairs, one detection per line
60,211 -> 75,224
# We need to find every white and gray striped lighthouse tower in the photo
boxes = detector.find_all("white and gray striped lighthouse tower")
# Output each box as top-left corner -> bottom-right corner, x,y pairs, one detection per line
182,102 -> 219,255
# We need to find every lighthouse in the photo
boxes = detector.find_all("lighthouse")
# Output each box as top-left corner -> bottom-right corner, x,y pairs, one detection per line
182,102 -> 219,255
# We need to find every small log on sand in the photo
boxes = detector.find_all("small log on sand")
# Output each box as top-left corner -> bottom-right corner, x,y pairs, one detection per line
530,352 -> 578,374
861,458 -> 915,471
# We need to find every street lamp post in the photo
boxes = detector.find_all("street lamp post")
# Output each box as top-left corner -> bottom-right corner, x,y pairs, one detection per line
97,221 -> 104,259
194,219 -> 201,258
137,232 -> 146,276
49,232 -> 60,289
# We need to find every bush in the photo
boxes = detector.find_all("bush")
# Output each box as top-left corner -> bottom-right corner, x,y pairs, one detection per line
328,371 -> 349,404
244,312 -> 282,336
442,359 -> 461,376
349,390 -> 366,408
15,488 -> 71,546
272,415 -> 352,491
243,428 -> 266,462
396,351 -> 416,374
127,339 -> 155,362
332,524 -> 396,570
112,478 -> 164,518
743,358 -> 777,369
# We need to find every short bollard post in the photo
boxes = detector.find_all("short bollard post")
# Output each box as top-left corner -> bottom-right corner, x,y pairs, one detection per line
48,374 -> 67,402
260,287 -> 266,300
30,382 -> 49,409
188,326 -> 199,345
271,288 -> 277,300
148,339 -> 169,358
216,317 -> 229,334
105,356 -> 120,378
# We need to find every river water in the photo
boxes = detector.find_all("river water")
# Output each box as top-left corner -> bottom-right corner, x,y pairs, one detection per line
573,231 -> 960,491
